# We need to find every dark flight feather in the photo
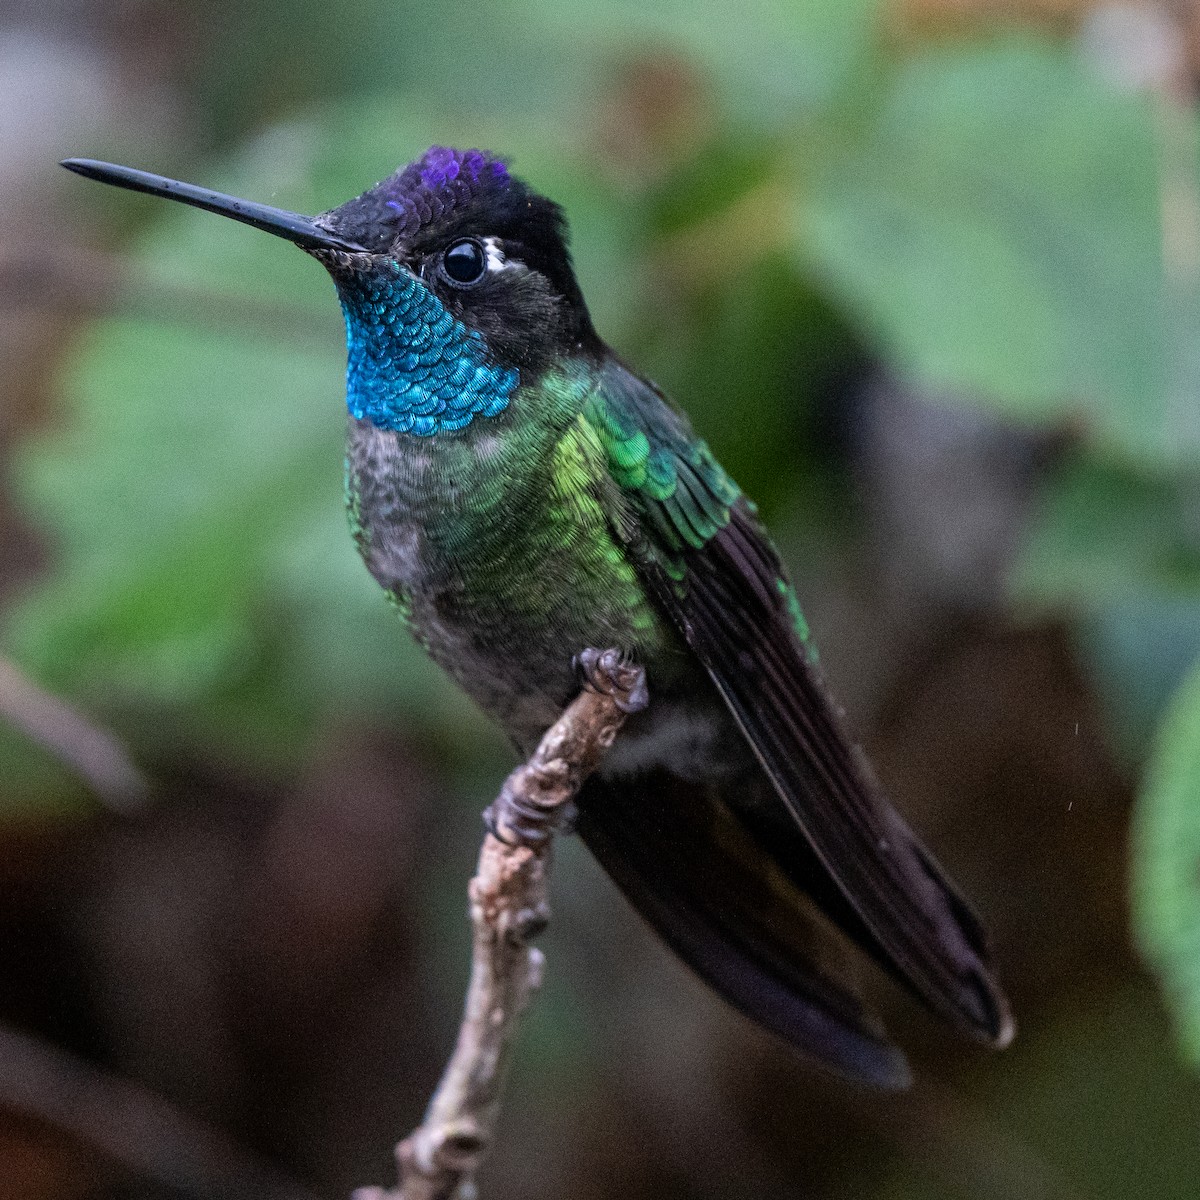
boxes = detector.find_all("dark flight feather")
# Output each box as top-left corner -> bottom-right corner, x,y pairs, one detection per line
575,770 -> 913,1088
589,360 -> 1013,1049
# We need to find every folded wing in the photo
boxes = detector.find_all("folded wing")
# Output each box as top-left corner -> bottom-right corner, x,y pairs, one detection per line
583,359 -> 1012,1046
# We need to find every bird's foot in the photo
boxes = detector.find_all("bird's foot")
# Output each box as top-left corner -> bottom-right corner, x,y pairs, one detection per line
483,797 -> 577,849
572,647 -> 649,715
485,649 -> 645,849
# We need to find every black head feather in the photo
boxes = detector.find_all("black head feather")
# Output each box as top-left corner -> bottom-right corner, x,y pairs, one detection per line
319,146 -> 598,369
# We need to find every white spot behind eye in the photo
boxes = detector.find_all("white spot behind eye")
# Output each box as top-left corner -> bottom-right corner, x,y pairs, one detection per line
482,236 -> 507,272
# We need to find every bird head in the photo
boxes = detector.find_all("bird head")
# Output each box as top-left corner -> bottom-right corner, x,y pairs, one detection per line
63,146 -> 598,435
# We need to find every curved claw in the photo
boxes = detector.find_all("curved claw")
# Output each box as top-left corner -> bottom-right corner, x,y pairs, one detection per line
483,788 -> 576,850
481,802 -> 520,847
572,648 -> 649,715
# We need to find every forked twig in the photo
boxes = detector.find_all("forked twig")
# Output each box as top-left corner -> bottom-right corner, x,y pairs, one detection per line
355,648 -> 648,1200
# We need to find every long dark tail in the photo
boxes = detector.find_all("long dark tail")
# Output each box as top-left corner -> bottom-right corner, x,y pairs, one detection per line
574,769 -> 913,1088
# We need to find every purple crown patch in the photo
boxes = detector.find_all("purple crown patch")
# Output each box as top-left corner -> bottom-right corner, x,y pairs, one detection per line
328,145 -> 530,250
379,147 -> 511,231
417,146 -> 507,191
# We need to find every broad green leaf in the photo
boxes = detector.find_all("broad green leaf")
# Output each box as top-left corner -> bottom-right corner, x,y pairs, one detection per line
1135,657 -> 1200,1068
1011,457 -> 1200,610
1010,455 -> 1200,754
799,36 -> 1185,465
521,0 -> 884,123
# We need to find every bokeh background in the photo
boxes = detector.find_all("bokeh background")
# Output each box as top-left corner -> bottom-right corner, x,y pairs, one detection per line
3,1 -> 1200,1197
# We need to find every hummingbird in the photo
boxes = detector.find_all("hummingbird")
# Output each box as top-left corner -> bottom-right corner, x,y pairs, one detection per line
63,146 -> 1012,1086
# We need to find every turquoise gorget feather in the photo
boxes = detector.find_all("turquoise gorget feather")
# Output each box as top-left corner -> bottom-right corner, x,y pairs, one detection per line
336,262 -> 518,435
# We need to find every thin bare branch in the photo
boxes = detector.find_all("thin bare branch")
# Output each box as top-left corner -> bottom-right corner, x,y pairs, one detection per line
0,656 -> 150,812
355,648 -> 648,1200
0,1020 -> 325,1200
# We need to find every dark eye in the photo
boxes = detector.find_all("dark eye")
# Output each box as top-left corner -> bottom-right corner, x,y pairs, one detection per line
441,238 -> 486,286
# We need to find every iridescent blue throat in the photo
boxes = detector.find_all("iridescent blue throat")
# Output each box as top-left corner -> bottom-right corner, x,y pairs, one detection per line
335,263 -> 519,436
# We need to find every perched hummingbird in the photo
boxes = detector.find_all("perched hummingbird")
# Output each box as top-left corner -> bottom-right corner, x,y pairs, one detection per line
63,146 -> 1012,1086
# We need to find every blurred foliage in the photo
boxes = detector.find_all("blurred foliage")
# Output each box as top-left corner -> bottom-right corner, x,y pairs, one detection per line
1135,659 -> 1200,1070
800,38 -> 1167,458
1011,457 -> 1200,754
874,984 -> 1200,1199
7,0 -> 1200,1131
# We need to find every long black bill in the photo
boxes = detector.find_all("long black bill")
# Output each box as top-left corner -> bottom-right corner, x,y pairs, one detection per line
61,158 -> 367,254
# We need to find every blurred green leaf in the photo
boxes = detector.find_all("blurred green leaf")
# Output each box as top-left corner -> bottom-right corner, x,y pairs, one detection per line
524,0 -> 884,122
1012,457 -> 1200,609
799,36 -> 1182,464
1080,596 -> 1200,763
1135,659 -> 1200,1069
1010,455 -> 1200,755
